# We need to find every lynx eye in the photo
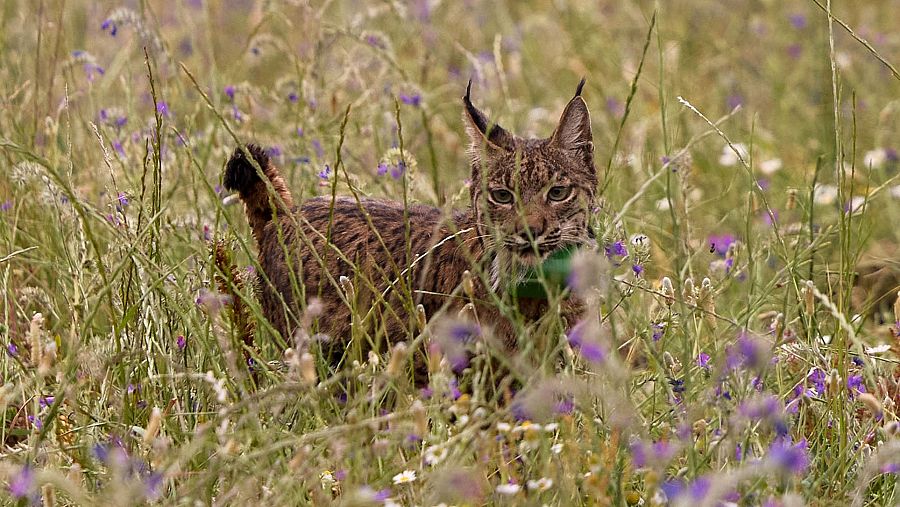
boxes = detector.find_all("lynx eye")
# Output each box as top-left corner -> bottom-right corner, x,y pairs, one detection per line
547,185 -> 572,202
490,189 -> 514,204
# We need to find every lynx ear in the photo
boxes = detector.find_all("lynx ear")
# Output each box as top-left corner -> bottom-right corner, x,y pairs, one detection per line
551,78 -> 593,159
462,80 -> 514,157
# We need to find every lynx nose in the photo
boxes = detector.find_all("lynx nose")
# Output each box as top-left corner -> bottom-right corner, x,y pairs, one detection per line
516,215 -> 546,243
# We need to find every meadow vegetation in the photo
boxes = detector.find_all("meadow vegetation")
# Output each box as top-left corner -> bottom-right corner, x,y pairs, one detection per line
1,0 -> 899,504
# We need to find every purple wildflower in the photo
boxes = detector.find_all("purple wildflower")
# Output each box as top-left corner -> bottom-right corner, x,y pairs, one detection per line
176,335 -> 186,350
631,264 -> 644,276
727,94 -> 744,110
688,476 -> 711,500
789,13 -> 807,29
117,192 -> 129,209
39,397 -> 55,409
848,375 -> 866,395
651,322 -> 665,342
604,241 -> 627,258
9,465 -> 35,500
605,97 -> 624,118
311,139 -> 325,158
725,331 -> 768,371
27,415 -> 42,430
554,396 -> 574,414
101,19 -> 118,36
365,34 -> 386,49
318,165 -> 331,180
807,368 -> 826,395
224,85 -> 235,101
696,353 -> 711,369
156,102 -> 170,117
6,342 -> 18,357
630,440 -> 677,468
399,93 -> 422,107
708,234 -> 736,257
881,463 -> 900,474
288,92 -> 299,103
377,162 -> 389,176
767,438 -> 809,474
390,161 -> 406,179
1,199 -> 12,212
449,377 -> 461,400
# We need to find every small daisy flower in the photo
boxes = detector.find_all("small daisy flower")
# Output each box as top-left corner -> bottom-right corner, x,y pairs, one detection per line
424,446 -> 448,466
496,422 -> 512,432
543,423 -> 559,433
759,158 -> 783,175
392,470 -> 417,485
551,443 -> 564,454
496,482 -> 521,495
526,477 -> 554,491
512,421 -> 542,434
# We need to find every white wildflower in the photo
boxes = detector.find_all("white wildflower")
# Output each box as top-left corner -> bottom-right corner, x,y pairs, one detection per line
718,143 -> 748,167
865,344 -> 891,355
512,421 -> 542,433
526,477 -> 554,491
543,423 -> 559,433
496,483 -> 521,495
424,446 -> 448,466
551,443 -> 564,454
813,184 -> 838,205
393,470 -> 417,485
864,148 -> 887,169
496,422 -> 512,432
846,196 -> 867,214
759,158 -> 783,175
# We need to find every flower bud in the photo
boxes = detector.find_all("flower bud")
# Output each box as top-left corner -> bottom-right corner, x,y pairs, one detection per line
339,276 -> 354,301
144,407 -> 162,444
411,399 -> 428,436
386,342 -> 408,378
462,270 -> 475,300
299,352 -> 317,385
660,277 -> 675,307
416,304 -> 427,333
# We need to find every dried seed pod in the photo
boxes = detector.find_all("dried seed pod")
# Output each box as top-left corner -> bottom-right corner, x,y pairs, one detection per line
786,188 -> 798,210
804,280 -> 816,316
299,352 -> 317,385
411,399 -> 428,436
462,270 -> 475,300
339,276 -> 355,301
661,277 -> 675,307
386,342 -> 408,378
682,278 -> 695,304
144,407 -> 162,444
416,304 -> 427,333
858,393 -> 883,417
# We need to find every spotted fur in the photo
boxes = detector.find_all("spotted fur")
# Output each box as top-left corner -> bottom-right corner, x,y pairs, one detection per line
224,81 -> 597,357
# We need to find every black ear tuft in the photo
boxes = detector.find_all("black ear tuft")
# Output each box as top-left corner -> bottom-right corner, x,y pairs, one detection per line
462,81 -> 514,150
574,77 -> 586,97
224,144 -> 269,195
463,80 -> 489,135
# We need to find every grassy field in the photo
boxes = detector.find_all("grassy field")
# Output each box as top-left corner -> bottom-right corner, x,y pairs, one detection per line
2,0 -> 900,504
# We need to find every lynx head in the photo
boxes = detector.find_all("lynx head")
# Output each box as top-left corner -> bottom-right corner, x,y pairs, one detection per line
463,80 -> 597,279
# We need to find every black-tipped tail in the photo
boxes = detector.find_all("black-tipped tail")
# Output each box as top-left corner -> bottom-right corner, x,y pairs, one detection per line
224,144 -> 269,196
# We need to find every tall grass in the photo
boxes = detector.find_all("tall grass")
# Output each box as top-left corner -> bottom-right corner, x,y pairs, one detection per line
1,0 -> 900,505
